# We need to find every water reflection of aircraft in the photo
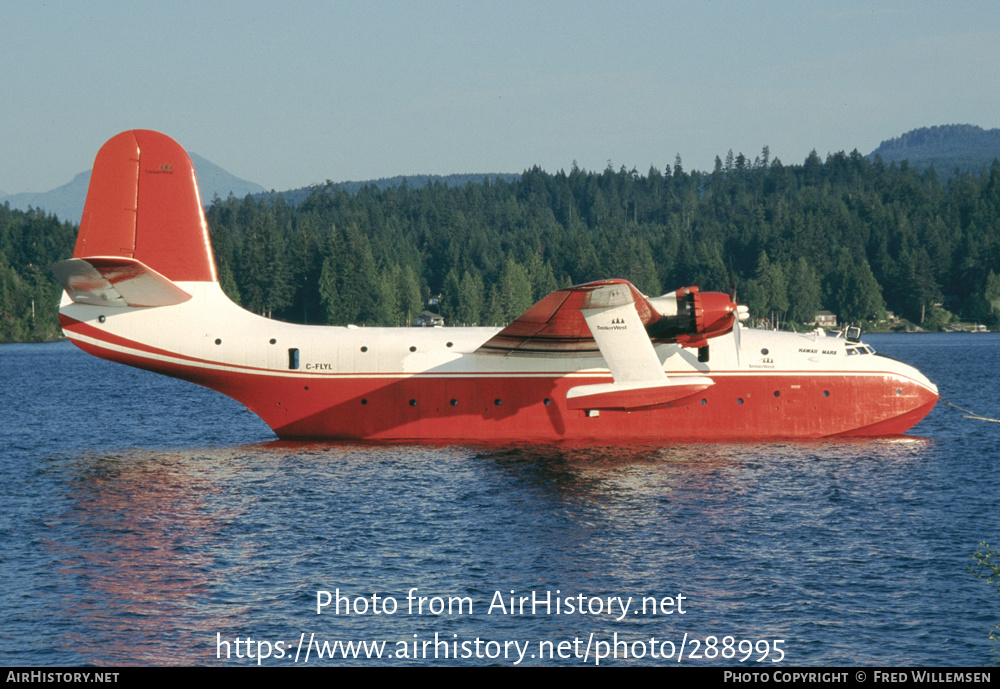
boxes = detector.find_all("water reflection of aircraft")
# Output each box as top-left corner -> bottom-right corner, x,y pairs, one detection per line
54,131 -> 938,441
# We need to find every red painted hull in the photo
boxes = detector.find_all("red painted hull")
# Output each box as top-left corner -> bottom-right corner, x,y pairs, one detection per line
69,330 -> 937,442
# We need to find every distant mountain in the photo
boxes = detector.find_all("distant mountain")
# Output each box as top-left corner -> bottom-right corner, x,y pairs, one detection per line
188,153 -> 267,202
0,153 -> 266,223
1,171 -> 92,224
867,124 -> 1000,176
259,173 -> 522,207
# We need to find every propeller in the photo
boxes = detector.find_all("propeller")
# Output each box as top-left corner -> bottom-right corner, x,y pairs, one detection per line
728,257 -> 738,303
728,257 -> 746,366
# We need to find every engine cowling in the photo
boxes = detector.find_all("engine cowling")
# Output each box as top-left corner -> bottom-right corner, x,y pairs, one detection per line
645,286 -> 742,347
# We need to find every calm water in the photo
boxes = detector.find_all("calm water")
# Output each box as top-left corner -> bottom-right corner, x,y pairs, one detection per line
1,334 -> 997,666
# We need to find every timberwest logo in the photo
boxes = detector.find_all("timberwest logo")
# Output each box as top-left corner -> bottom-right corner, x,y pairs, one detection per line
146,163 -> 175,175
596,317 -> 627,331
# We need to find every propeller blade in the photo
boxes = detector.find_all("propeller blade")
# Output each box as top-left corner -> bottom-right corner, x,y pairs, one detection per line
728,257 -> 738,302
733,312 -> 741,367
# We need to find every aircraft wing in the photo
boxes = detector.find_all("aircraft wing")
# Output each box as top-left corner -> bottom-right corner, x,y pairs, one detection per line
53,256 -> 192,307
476,280 -> 713,410
475,280 -> 658,356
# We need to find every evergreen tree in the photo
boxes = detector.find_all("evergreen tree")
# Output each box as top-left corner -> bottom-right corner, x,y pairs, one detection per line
525,251 -> 558,300
399,264 -> 424,325
825,248 -> 885,324
986,271 -> 1000,317
898,248 -> 942,323
483,285 -> 505,326
498,257 -> 533,322
371,264 -> 403,326
439,269 -> 462,324
788,257 -> 822,324
456,270 -> 485,325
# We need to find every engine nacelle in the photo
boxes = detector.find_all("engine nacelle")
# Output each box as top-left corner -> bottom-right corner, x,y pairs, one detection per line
645,286 -> 743,347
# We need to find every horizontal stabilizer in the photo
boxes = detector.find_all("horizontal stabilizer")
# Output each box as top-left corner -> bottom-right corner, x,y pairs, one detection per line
53,257 -> 192,307
566,377 -> 714,411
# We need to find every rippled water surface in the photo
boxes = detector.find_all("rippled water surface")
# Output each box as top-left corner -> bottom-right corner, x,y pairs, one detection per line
1,334 -> 997,666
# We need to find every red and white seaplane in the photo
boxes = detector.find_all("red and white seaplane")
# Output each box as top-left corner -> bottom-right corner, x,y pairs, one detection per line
54,130 -> 938,441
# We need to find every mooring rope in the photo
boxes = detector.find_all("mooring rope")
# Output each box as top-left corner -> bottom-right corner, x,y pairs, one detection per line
941,398 -> 1000,423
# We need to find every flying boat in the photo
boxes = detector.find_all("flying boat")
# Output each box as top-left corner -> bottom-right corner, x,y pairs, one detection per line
53,130 -> 939,441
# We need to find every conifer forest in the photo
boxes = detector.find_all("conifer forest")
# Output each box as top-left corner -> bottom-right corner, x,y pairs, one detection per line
4,148 -> 1000,342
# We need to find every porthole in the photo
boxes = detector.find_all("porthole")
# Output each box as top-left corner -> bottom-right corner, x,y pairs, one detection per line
409,399 -> 417,407
761,348 -> 769,355
544,398 -> 552,406
446,342 -> 454,348
360,346 -> 368,352
773,390 -> 781,397
823,390 -> 830,397
700,398 -> 707,405
98,315 -> 106,323
215,338 -> 222,345
450,399 -> 458,406
409,346 -> 417,352
737,398 -> 744,405
304,386 -> 309,391
896,388 -> 902,396
269,338 -> 276,345
494,399 -> 502,406
361,398 -> 368,405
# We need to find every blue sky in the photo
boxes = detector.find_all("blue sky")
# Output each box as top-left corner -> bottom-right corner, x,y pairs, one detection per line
2,1 -> 998,195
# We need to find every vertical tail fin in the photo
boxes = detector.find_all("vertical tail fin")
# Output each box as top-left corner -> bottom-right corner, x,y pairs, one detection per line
73,130 -> 217,283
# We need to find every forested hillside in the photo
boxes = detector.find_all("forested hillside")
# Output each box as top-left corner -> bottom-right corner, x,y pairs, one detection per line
869,124 -> 1000,177
0,206 -> 75,341
205,149 -> 1000,331
4,147 -> 1000,342
261,173 -> 521,207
